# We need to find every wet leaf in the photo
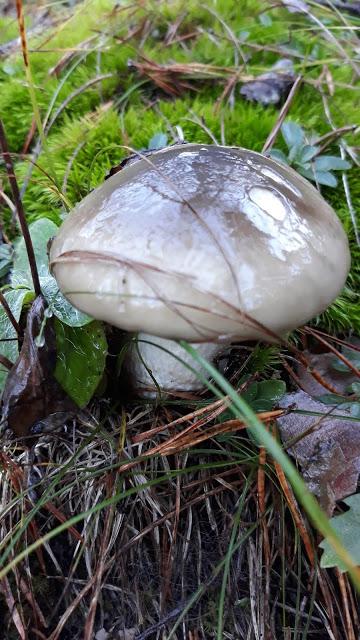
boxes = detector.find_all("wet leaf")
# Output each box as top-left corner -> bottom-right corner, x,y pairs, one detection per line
54,319 -> 107,407
319,494 -> 360,571
12,218 -> 91,326
1,296 -> 75,437
12,218 -> 58,283
278,390 -> 360,514
40,274 -> 92,327
0,288 -> 33,390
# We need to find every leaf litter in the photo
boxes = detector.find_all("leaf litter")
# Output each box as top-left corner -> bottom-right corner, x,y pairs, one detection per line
278,348 -> 360,515
1,295 -> 75,438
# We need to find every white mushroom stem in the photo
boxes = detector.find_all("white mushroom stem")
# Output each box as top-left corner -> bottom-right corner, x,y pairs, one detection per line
126,333 -> 225,397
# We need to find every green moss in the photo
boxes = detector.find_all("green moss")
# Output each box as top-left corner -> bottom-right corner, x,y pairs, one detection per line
1,0 -> 359,333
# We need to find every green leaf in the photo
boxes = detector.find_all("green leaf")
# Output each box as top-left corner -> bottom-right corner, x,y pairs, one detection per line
12,218 -> 91,327
288,142 -> 303,164
298,145 -> 319,163
242,379 -> 286,412
314,156 -> 351,172
40,275 -> 92,327
319,494 -> 360,571
242,382 -> 258,404
297,166 -> 316,181
12,218 -> 58,285
281,121 -> 304,150
313,170 -> 338,187
54,319 -> 107,407
148,132 -> 168,150
0,288 -> 33,390
0,244 -> 13,280
256,380 -> 286,403
269,149 -> 289,164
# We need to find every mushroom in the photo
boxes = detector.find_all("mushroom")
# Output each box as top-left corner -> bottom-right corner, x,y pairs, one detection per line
50,144 -> 350,396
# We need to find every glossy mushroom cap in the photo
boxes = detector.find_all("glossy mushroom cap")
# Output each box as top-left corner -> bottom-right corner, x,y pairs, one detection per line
50,144 -> 350,342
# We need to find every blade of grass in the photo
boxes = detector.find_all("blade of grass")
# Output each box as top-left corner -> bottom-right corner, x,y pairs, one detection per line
179,340 -> 360,590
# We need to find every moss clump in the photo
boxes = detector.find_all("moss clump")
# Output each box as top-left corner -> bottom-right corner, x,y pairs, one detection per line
0,0 -> 359,333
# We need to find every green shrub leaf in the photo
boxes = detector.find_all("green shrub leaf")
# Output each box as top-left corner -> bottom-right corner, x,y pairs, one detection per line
298,145 -> 319,163
314,156 -> 351,172
243,379 -> 286,412
281,121 -> 304,149
12,218 -> 58,284
12,218 -> 91,326
319,494 -> 360,571
54,319 -> 107,407
313,170 -> 338,187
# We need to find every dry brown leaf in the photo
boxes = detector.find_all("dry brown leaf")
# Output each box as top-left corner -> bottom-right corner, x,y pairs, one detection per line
278,390 -> 360,514
1,295 -> 75,437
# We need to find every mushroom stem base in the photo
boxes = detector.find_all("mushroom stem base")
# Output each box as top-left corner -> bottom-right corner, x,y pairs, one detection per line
126,333 -> 224,397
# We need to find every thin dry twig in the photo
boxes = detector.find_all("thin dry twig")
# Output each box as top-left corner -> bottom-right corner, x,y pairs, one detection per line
0,120 -> 41,296
262,75 -> 303,153
0,291 -> 21,336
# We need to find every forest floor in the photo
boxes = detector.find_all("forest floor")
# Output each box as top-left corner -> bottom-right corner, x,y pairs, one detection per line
0,0 -> 359,638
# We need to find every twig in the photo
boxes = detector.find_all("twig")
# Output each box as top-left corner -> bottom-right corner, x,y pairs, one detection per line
0,120 -> 41,296
303,327 -> 360,378
262,75 -> 302,153
315,124 -> 358,156
0,354 -> 13,370
0,291 -> 21,336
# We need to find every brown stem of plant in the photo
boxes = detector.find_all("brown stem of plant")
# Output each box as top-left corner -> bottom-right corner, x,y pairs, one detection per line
315,124 -> 358,157
0,120 -> 41,297
0,291 -> 21,336
0,354 -> 14,371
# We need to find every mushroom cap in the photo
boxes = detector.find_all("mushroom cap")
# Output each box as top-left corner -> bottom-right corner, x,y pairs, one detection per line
50,144 -> 350,342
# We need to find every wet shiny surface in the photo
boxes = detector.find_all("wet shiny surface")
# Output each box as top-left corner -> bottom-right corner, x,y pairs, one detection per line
51,144 -> 350,341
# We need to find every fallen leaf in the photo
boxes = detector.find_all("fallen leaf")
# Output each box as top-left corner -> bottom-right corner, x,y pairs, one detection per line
295,350 -> 356,396
319,494 -> 360,572
277,390 -> 360,514
1,296 -> 75,438
240,59 -> 296,106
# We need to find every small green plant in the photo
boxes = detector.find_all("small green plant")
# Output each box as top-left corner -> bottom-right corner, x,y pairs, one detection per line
0,218 -> 107,406
269,120 -> 351,187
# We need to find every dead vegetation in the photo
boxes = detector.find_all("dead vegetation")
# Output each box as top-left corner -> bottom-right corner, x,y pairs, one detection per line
0,0 -> 359,638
